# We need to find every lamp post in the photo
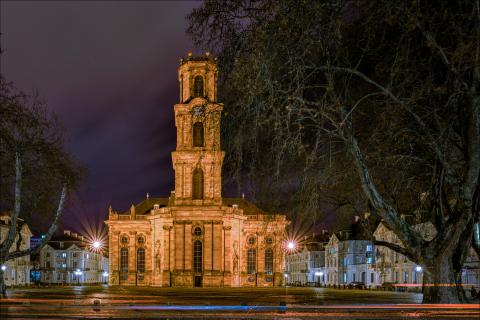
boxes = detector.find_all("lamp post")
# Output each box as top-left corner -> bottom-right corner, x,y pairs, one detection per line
102,272 -> 108,284
414,266 -> 422,284
74,269 -> 82,286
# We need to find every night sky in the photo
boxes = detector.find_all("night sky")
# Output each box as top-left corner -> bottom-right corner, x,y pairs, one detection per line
1,1 -> 201,234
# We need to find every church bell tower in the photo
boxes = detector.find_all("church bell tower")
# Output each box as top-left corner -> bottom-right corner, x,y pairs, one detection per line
171,52 -> 224,205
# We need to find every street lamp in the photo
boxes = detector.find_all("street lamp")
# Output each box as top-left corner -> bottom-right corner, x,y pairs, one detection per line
415,266 -> 422,272
93,241 -> 101,249
102,272 -> 108,284
74,269 -> 82,285
287,241 -> 296,250
315,271 -> 324,286
1,265 -> 6,271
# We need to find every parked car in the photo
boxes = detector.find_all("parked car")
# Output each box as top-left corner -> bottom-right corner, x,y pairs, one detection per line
348,282 -> 366,289
380,282 -> 396,291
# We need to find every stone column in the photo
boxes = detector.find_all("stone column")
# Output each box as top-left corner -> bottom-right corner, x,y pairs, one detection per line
213,221 -> 222,271
204,222 -> 212,271
184,221 -> 192,271
162,225 -> 173,286
129,231 -> 137,285
223,226 -> 232,285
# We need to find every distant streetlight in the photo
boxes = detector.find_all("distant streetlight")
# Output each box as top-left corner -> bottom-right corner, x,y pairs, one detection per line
287,241 -> 296,250
74,269 -> 82,285
415,266 -> 422,272
1,265 -> 6,271
102,272 -> 108,284
93,241 -> 101,249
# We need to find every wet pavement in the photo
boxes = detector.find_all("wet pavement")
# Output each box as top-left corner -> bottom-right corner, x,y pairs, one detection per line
1,286 -> 478,319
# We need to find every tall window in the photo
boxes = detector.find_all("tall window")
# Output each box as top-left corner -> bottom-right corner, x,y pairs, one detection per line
193,240 -> 202,272
120,248 -> 128,273
265,248 -> 273,275
193,122 -> 204,147
192,167 -> 204,199
247,248 -> 256,274
137,248 -> 145,273
193,76 -> 203,97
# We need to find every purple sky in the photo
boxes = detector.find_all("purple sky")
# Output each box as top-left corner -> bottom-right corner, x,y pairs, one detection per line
1,1 -> 201,233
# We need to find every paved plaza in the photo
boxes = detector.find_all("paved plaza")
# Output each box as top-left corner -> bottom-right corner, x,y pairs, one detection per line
1,286 -> 479,319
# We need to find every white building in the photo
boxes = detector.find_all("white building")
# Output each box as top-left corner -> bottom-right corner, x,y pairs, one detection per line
325,231 -> 378,287
285,233 -> 328,285
0,212 -> 32,287
373,222 -> 423,288
374,221 -> 480,290
39,230 -> 108,285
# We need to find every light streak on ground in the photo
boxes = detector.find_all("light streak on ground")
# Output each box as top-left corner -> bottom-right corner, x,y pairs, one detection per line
393,283 -> 480,287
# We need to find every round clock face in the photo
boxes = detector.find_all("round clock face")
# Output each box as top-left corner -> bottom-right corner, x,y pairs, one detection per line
193,106 -> 204,116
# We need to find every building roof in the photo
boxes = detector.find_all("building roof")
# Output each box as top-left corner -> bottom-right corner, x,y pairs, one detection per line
119,196 -> 268,216
120,197 -> 169,215
223,198 -> 266,215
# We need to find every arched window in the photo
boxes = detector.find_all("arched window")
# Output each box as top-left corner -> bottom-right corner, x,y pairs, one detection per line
265,248 -> 273,275
247,248 -> 256,274
192,167 -> 204,200
194,227 -> 202,236
120,248 -> 128,273
137,248 -> 145,273
193,76 -> 203,97
193,240 -> 202,272
121,236 -> 128,245
193,122 -> 204,147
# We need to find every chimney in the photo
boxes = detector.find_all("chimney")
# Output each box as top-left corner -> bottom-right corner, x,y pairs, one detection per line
72,232 -> 77,238
355,215 -> 360,223
153,204 -> 160,210
232,204 -> 238,209
64,230 -> 71,236
79,235 -> 84,241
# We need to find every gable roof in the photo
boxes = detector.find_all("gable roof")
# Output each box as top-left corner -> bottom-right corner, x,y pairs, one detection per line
120,197 -> 169,215
222,198 -> 266,215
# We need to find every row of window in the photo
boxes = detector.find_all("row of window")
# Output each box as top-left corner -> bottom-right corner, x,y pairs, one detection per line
45,252 -> 98,261
120,248 -> 145,273
118,243 -> 274,275
120,236 -> 145,245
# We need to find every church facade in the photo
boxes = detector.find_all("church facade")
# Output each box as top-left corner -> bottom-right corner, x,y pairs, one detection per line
106,53 -> 288,287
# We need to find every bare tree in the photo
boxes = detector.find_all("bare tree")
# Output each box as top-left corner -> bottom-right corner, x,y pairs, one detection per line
0,77 -> 80,297
188,0 -> 480,303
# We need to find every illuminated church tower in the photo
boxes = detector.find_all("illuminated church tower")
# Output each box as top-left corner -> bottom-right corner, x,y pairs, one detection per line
172,52 -> 224,205
106,53 -> 288,288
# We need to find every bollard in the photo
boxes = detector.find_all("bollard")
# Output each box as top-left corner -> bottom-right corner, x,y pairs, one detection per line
93,299 -> 101,312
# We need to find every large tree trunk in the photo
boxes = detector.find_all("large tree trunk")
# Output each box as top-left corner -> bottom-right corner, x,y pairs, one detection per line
0,267 -> 6,299
422,250 -> 467,303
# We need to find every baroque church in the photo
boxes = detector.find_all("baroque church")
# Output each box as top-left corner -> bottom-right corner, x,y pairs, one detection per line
106,53 -> 288,287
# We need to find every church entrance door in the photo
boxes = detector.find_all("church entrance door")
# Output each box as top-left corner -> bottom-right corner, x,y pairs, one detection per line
194,276 -> 202,287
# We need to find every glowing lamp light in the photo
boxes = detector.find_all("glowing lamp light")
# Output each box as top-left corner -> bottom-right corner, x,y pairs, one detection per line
284,273 -> 289,278
287,241 -> 296,250
102,272 -> 109,277
315,271 -> 324,276
1,265 -> 6,271
93,241 -> 101,249
415,266 -> 422,272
